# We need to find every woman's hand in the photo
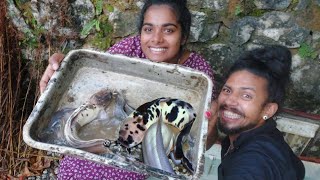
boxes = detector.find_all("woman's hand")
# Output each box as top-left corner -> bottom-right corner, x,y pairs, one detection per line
205,101 -> 219,150
39,53 -> 65,93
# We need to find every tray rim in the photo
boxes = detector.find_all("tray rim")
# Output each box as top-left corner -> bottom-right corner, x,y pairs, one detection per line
23,49 -> 213,179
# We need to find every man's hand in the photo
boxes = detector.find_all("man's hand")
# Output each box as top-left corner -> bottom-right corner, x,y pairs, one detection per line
39,53 -> 65,93
206,101 -> 219,150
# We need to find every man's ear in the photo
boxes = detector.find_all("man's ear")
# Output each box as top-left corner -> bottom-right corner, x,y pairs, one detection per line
264,103 -> 278,118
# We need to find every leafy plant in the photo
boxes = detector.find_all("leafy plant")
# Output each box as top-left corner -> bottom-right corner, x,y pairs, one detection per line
95,0 -> 103,16
91,16 -> 114,50
81,19 -> 98,37
80,0 -> 113,38
80,0 -> 114,50
248,9 -> 266,17
292,0 -> 299,6
106,4 -> 114,12
298,43 -> 318,59
12,0 -> 45,49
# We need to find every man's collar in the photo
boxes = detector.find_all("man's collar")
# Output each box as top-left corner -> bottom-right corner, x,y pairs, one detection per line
222,119 -> 277,152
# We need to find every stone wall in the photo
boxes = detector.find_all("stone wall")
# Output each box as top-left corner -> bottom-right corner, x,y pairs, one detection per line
7,0 -> 320,114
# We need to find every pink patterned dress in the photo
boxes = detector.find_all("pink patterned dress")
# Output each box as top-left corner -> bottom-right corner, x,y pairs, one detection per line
108,36 -> 216,97
58,35 -> 216,180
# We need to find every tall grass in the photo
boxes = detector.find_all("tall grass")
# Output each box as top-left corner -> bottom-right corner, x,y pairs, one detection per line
0,0 -> 52,178
1,1 -> 27,177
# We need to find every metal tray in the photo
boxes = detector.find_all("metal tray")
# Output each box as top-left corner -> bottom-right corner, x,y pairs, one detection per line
23,49 -> 213,179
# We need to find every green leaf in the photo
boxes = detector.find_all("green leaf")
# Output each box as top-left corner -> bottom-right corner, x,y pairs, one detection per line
81,19 -> 97,37
31,18 -> 37,26
95,20 -> 100,31
95,0 -> 103,16
106,4 -> 114,12
235,5 -> 243,16
298,43 -> 318,60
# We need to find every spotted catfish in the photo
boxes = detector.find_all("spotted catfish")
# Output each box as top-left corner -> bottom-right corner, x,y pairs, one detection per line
118,97 -> 197,149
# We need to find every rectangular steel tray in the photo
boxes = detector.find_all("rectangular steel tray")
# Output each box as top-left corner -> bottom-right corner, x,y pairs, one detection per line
23,49 -> 213,179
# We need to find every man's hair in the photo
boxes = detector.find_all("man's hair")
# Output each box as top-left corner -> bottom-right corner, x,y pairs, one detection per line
225,45 -> 292,109
137,0 -> 192,42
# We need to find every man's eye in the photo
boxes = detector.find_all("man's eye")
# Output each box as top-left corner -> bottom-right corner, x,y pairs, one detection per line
222,88 -> 230,94
242,94 -> 252,100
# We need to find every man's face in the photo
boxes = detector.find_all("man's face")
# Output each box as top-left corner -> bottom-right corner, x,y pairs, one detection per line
217,70 -> 270,135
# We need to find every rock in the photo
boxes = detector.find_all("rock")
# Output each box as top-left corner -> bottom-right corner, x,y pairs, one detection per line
189,11 -> 206,42
199,23 -> 221,42
256,12 -> 309,48
71,0 -> 95,27
203,0 -> 229,10
109,9 -> 138,37
288,54 -> 320,114
254,0 -> 291,10
204,43 -> 233,81
189,0 -> 228,10
295,0 -> 312,10
229,17 -> 259,46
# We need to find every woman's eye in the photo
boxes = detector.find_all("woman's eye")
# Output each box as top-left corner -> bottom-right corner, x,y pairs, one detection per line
164,28 -> 174,33
143,27 -> 152,32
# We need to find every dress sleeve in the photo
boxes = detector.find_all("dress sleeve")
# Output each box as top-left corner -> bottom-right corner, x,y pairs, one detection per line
107,36 -> 144,58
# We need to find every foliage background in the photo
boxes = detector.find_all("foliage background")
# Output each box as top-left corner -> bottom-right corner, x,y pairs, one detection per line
1,0 -> 320,178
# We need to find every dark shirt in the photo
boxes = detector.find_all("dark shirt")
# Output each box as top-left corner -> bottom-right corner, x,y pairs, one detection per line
218,119 -> 305,180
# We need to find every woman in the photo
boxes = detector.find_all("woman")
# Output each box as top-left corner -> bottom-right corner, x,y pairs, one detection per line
40,0 -> 216,97
40,0 -> 217,179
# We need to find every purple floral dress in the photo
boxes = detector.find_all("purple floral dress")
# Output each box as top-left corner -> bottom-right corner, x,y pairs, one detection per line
58,35 -> 216,180
108,36 -> 216,97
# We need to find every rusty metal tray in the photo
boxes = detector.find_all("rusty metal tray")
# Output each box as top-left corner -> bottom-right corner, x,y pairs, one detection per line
23,49 -> 213,179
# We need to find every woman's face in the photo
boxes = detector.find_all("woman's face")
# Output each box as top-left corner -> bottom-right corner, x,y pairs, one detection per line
140,5 -> 184,63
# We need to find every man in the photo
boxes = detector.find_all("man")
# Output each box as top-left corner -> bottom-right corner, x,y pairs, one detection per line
207,45 -> 305,179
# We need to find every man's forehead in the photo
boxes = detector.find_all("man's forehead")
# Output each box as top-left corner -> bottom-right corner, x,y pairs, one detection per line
224,83 -> 257,92
225,70 -> 268,91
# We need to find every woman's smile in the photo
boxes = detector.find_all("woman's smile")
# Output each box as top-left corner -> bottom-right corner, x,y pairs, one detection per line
149,47 -> 167,53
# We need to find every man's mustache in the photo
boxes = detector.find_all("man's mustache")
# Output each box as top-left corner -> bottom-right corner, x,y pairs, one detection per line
219,104 -> 244,117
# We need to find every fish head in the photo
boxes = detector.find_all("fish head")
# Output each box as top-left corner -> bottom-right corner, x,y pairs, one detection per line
118,115 -> 147,148
88,89 -> 113,106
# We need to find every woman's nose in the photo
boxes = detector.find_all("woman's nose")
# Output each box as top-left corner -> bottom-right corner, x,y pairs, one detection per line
151,30 -> 163,43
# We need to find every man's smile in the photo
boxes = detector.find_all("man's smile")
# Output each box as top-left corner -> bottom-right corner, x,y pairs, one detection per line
223,110 -> 242,120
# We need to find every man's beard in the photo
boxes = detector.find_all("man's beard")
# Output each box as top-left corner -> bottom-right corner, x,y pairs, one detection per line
217,118 -> 257,135
217,104 -> 257,135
